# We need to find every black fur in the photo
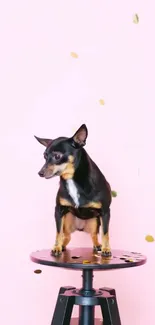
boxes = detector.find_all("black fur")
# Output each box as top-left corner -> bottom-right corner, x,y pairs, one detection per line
35,124 -> 112,255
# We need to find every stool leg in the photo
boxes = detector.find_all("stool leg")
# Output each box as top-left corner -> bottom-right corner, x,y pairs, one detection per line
98,293 -> 121,325
51,287 -> 75,325
59,286 -> 76,294
99,287 -> 116,296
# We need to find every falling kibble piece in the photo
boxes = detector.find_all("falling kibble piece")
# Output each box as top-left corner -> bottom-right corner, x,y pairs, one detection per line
34,269 -> 42,274
70,52 -> 78,58
99,99 -> 105,105
145,235 -> 155,242
111,191 -> 117,198
133,14 -> 139,24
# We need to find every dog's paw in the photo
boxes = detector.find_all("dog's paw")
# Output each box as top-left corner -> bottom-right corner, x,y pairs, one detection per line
51,246 -> 63,257
93,245 -> 101,252
101,247 -> 112,257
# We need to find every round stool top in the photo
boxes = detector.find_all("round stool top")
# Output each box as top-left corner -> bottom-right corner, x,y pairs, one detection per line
30,247 -> 146,270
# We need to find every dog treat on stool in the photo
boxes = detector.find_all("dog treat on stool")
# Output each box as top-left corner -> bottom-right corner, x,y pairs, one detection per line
35,124 -> 113,258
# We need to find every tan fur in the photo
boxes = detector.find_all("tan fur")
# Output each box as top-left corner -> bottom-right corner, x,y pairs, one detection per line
68,155 -> 74,163
82,201 -> 102,209
60,213 -> 101,249
52,216 -> 65,254
46,163 -> 68,178
100,217 -> 111,254
60,155 -> 75,180
63,213 -> 100,234
45,155 -> 75,179
88,218 -> 101,247
59,197 -> 74,206
59,198 -> 102,209
60,165 -> 75,180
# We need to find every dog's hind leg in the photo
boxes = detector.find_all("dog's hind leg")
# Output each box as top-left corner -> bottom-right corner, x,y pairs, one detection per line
84,218 -> 101,251
100,208 -> 112,257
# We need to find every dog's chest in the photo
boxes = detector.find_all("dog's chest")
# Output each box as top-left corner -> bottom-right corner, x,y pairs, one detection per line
66,179 -> 80,207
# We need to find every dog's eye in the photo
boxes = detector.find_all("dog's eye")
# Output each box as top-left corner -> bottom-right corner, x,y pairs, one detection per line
53,152 -> 63,161
53,153 -> 62,161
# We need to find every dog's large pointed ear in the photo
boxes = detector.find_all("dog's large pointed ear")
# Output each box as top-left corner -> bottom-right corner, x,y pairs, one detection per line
70,124 -> 88,148
34,136 -> 52,147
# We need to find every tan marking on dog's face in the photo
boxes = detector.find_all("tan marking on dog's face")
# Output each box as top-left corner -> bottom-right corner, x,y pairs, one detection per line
68,155 -> 74,163
60,155 -> 75,180
40,154 -> 75,180
82,201 -> 102,209
43,163 -> 68,179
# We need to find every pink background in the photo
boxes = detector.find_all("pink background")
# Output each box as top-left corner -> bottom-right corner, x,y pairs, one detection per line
0,1 -> 155,324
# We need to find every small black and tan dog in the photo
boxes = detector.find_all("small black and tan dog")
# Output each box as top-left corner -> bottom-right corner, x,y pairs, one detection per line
35,124 -> 112,257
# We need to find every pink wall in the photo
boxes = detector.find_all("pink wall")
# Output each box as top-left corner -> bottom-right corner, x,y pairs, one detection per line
1,1 -> 155,324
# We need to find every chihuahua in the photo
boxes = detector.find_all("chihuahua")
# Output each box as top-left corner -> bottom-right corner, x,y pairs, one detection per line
35,124 -> 112,257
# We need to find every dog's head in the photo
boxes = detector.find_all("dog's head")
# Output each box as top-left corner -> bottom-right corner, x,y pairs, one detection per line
34,124 -> 88,180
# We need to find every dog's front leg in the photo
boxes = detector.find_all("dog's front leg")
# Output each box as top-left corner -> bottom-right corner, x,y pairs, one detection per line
51,205 -> 64,256
100,208 -> 112,257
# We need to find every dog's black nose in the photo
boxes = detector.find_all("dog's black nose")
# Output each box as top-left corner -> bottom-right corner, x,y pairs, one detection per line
38,170 -> 44,177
